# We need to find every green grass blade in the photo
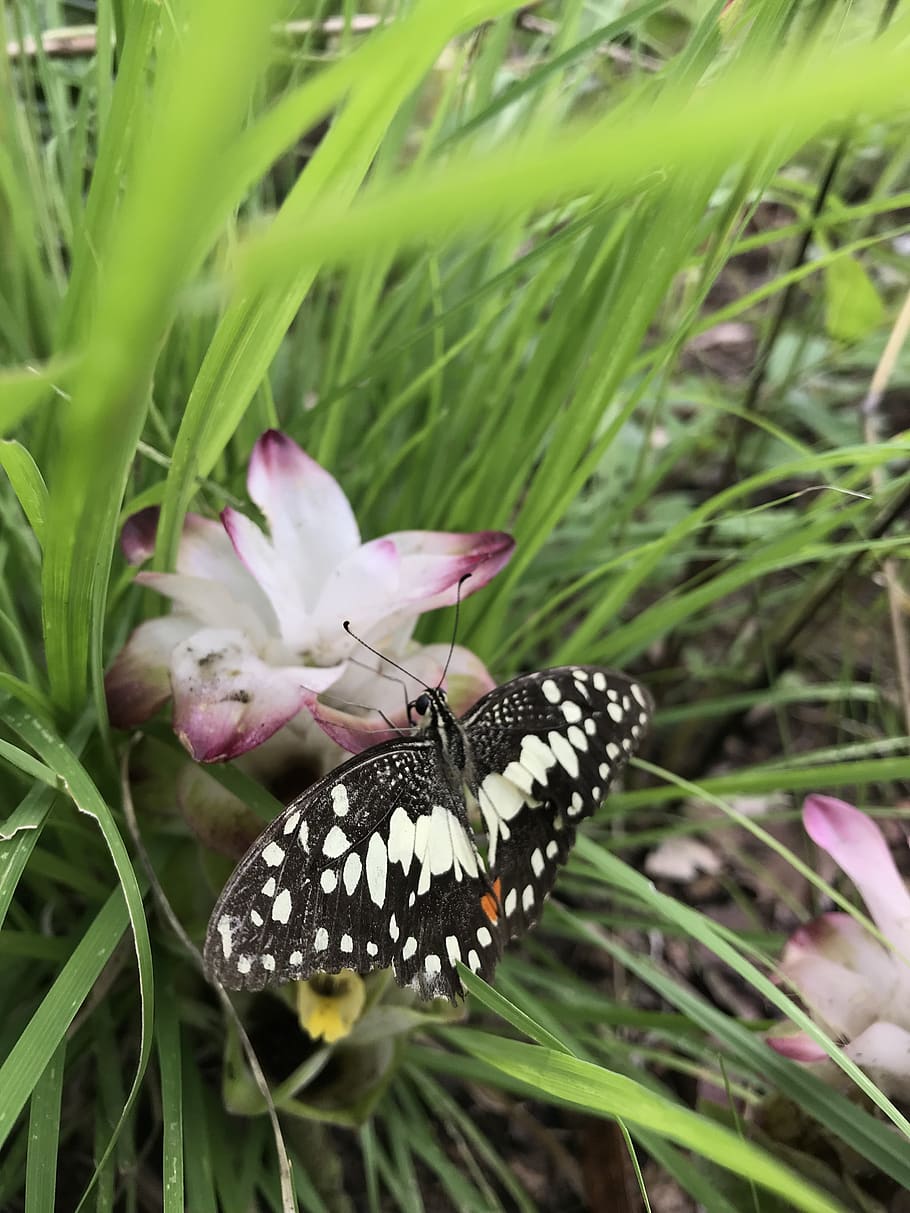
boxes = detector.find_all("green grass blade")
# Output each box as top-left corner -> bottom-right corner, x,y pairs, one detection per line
0,886 -> 129,1152
24,1039 -> 66,1213
457,1031 -> 845,1213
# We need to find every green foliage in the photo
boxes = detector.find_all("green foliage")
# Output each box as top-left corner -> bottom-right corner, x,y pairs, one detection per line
1,0 -> 908,1209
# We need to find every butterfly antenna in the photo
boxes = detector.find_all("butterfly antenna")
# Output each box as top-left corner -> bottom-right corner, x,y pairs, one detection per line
437,574 -> 471,689
342,621 -> 420,685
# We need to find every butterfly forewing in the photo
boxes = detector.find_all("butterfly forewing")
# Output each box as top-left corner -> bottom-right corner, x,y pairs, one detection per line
203,737 -> 501,1001
464,667 -> 653,938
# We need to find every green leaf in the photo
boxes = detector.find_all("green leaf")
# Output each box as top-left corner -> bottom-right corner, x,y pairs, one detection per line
24,1040 -> 66,1213
457,1033 -> 845,1213
824,254 -> 885,342
0,441 -> 48,549
0,888 -> 130,1153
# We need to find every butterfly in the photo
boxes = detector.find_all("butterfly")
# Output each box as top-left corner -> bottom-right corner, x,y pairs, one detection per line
204,666 -> 652,1001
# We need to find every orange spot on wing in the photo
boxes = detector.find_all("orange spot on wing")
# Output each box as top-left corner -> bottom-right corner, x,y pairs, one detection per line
481,877 -> 502,924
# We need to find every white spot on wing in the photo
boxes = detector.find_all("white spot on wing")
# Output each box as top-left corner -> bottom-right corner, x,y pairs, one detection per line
366,832 -> 388,907
599,762 -> 610,780
283,810 -> 301,835
271,888 -> 292,923
298,820 -> 309,850
468,949 -> 481,971
542,678 -> 561,704
341,934 -> 353,953
403,936 -> 417,960
250,909 -> 263,926
217,916 -> 232,958
238,956 -> 251,974
584,717 -> 596,735
522,884 -> 534,911
290,950 -> 302,965
631,683 -> 648,708
505,888 -> 518,916
262,842 -> 285,867
503,760 -> 534,796
546,839 -> 559,859
320,869 -> 337,893
548,730 -> 579,778
593,672 -> 607,691
531,848 -> 545,877
314,927 -> 329,950
561,699 -> 582,723
424,954 -> 441,975
607,702 -> 624,723
567,725 -> 588,751
261,877 -> 276,897
390,913 -> 399,942
477,926 -> 492,947
427,804 -> 455,875
606,742 -> 621,761
479,772 -> 527,867
520,735 -> 556,784
343,851 -> 362,894
262,954 -> 275,971
446,936 -> 461,965
323,825 -> 349,858
366,941 -> 378,957
387,806 -> 416,876
331,784 -> 349,816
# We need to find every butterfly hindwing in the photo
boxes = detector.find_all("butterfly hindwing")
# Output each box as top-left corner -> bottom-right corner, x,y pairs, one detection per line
464,666 -> 653,938
203,737 -> 501,1000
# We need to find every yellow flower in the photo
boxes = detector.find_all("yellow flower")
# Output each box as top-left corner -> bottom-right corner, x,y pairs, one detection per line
296,971 -> 366,1044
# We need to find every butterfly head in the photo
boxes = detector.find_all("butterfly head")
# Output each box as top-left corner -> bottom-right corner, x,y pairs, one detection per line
408,686 -> 448,730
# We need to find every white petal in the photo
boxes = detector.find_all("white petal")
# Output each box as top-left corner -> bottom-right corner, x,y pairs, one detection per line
247,429 -> 360,588
105,615 -> 196,726
136,571 -> 268,641
177,513 -> 277,630
169,626 -> 343,762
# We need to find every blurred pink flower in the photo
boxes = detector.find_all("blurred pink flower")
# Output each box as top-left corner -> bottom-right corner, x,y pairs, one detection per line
106,430 -> 513,763
767,794 -> 910,1098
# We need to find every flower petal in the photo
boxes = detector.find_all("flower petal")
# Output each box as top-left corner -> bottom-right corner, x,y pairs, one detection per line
308,538 -> 403,657
136,571 -> 269,641
120,506 -> 161,565
247,429 -> 360,586
803,794 -> 910,955
222,508 -> 310,648
794,913 -> 897,991
384,529 -> 515,609
303,643 -> 495,753
844,1021 -> 910,1098
169,627 -> 343,762
416,642 -> 496,715
296,971 -> 366,1044
310,532 -> 514,658
177,514 -> 277,630
778,934 -> 880,1039
105,615 -> 197,726
766,1033 -> 828,1063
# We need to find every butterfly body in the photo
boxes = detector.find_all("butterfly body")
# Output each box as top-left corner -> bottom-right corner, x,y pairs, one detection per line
204,666 -> 652,1001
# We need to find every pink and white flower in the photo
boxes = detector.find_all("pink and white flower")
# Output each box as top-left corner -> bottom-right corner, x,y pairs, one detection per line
106,430 -> 513,764
768,794 -> 910,1098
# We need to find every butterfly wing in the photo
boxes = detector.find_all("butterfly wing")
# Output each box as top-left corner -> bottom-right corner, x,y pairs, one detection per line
463,666 -> 652,939
203,737 -> 501,1001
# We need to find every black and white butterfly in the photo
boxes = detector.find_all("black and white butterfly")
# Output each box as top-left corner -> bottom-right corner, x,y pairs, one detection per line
204,666 -> 652,1002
